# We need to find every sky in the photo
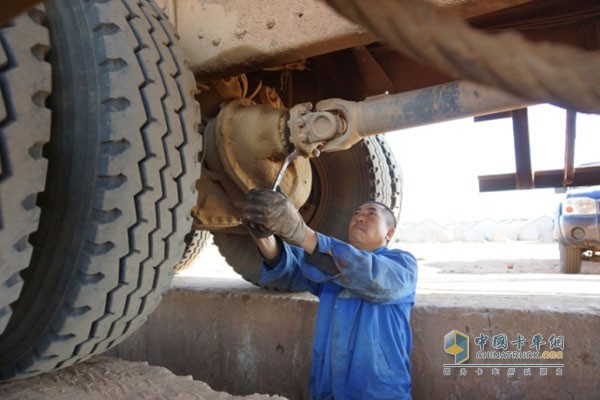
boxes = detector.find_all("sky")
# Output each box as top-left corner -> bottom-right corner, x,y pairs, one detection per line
384,104 -> 600,224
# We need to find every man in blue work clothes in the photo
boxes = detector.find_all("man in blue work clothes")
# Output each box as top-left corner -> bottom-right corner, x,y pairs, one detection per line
244,189 -> 418,400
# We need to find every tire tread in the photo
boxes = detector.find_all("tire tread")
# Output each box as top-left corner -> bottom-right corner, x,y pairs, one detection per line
0,0 -> 201,379
0,6 -> 51,334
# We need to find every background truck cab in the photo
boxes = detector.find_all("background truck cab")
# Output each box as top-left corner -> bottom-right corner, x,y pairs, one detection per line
554,186 -> 600,273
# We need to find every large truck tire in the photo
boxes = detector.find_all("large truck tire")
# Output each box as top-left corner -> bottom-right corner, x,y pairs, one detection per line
0,6 -> 51,335
0,0 -> 201,380
214,135 -> 402,289
173,230 -> 212,273
559,244 -> 582,274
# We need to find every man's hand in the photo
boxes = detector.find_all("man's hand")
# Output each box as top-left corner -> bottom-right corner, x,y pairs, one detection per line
243,219 -> 273,239
243,189 -> 307,247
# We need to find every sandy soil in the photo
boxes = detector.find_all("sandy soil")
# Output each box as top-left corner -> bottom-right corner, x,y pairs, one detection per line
182,240 -> 600,277
0,356 -> 288,400
396,241 -> 595,274
400,241 -> 600,276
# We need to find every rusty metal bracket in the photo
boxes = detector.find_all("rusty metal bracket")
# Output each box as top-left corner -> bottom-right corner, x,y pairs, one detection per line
511,108 -> 533,189
479,165 -> 600,191
477,108 -> 593,191
563,110 -> 577,186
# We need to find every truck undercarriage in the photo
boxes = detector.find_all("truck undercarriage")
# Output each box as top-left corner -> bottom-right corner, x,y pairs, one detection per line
0,0 -> 598,381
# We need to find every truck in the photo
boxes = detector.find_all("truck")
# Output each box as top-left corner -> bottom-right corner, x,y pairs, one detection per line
554,185 -> 600,273
0,0 -> 598,380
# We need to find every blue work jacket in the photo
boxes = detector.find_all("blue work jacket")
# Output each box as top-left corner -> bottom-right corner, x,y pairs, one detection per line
260,232 -> 418,400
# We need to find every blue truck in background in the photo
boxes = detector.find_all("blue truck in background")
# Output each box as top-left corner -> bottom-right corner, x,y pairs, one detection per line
554,186 -> 600,273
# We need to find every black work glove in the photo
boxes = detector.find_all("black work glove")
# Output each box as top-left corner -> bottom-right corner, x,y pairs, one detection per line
243,220 -> 274,239
243,189 -> 307,247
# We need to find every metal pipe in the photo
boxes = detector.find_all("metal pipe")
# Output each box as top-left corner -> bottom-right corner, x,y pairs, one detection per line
315,81 -> 532,153
355,81 -> 530,134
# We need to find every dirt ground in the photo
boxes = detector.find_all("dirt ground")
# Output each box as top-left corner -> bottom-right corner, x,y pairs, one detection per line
181,239 -> 600,277
1,240 -> 597,399
396,240 -> 600,274
0,357 -> 288,400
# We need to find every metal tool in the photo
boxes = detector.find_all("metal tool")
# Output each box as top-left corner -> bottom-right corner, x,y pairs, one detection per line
271,149 -> 299,191
247,149 -> 300,237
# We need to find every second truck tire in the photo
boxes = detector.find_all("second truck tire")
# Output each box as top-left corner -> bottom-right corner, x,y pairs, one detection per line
214,135 -> 403,289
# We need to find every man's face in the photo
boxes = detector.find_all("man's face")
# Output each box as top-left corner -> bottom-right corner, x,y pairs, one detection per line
347,202 -> 395,251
